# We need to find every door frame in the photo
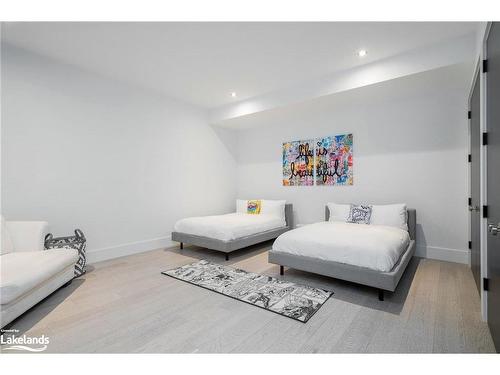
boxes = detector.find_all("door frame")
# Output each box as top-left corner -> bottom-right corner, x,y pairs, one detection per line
470,22 -> 492,322
468,60 -> 481,291
468,22 -> 491,321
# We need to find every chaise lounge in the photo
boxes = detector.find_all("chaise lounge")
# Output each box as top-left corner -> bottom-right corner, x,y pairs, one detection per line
0,219 -> 79,328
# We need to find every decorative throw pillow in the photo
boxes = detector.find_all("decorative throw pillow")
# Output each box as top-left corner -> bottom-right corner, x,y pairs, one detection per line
260,200 -> 286,222
347,204 -> 372,224
370,203 -> 408,230
247,200 -> 262,214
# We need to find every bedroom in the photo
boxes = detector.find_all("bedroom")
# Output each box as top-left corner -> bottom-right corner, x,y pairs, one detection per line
1,1 -> 500,372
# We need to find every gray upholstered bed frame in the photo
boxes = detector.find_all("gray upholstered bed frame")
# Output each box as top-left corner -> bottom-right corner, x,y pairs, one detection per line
268,207 -> 416,301
172,204 -> 293,261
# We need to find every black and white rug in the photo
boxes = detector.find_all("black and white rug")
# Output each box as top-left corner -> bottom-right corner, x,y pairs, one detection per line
161,260 -> 333,323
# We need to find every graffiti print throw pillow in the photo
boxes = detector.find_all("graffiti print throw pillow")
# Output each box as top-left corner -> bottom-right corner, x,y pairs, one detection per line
247,200 -> 262,215
347,204 -> 372,224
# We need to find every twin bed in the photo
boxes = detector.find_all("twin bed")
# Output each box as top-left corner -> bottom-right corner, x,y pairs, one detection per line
172,203 -> 293,261
172,201 -> 415,300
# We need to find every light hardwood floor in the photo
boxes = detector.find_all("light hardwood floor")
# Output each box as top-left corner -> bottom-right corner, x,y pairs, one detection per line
2,242 -> 496,353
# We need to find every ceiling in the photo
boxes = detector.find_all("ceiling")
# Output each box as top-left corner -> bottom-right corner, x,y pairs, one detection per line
219,62 -> 473,129
1,22 -> 479,109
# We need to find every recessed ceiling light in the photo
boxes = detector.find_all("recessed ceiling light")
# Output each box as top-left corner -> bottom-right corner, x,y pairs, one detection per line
231,92 -> 237,98
358,50 -> 367,57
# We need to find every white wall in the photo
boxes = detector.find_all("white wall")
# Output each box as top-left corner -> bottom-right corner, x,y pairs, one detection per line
0,42 -> 471,265
1,44 -> 237,262
233,64 -> 470,263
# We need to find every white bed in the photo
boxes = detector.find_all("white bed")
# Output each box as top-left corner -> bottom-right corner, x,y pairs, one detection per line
268,205 -> 416,300
272,221 -> 410,272
171,203 -> 293,260
174,213 -> 286,242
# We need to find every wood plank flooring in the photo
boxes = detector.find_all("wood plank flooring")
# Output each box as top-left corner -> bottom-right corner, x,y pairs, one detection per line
1,242 -> 495,353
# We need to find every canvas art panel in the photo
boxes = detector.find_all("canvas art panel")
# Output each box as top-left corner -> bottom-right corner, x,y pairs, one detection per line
282,140 -> 315,186
315,134 -> 353,185
282,134 -> 353,186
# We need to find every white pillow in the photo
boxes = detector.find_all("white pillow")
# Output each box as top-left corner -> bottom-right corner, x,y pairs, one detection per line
370,204 -> 408,231
327,203 -> 351,222
236,199 -> 247,213
261,200 -> 286,223
1,216 -> 14,255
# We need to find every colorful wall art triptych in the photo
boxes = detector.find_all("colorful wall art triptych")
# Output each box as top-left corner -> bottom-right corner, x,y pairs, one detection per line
282,134 -> 353,186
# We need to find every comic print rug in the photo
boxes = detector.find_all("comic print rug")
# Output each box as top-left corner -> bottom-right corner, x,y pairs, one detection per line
161,260 -> 333,323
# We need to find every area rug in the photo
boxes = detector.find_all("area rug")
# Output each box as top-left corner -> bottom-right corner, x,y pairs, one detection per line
161,260 -> 333,323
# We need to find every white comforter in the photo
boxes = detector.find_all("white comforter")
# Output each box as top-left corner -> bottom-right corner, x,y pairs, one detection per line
173,213 -> 286,242
272,222 -> 410,272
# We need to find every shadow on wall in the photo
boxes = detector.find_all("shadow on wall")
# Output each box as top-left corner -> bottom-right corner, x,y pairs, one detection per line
415,223 -> 427,251
210,125 -> 239,161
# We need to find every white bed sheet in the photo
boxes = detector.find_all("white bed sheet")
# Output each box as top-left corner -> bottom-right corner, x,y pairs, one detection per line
272,222 -> 410,272
174,213 -> 286,242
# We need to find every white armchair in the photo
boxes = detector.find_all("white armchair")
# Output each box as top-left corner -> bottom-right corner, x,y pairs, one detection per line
1,219 -> 79,328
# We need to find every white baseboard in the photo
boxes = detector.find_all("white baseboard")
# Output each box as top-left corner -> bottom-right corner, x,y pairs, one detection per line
86,236 -> 177,264
415,245 -> 469,264
86,238 -> 468,266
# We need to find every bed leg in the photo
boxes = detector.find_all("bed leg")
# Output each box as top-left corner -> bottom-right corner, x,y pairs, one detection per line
225,253 -> 229,261
378,289 -> 384,301
180,242 -> 183,250
280,265 -> 284,275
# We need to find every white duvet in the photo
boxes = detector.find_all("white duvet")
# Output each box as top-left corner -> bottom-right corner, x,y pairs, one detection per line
173,213 -> 286,242
272,222 -> 410,272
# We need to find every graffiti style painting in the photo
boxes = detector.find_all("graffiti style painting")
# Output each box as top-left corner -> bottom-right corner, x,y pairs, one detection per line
282,140 -> 315,186
315,134 -> 353,185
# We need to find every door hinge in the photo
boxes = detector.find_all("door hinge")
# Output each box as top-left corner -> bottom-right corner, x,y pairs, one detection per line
468,110 -> 471,119
468,154 -> 472,163
468,197 -> 472,206
468,240 -> 472,249
483,59 -> 488,73
483,205 -> 488,218
484,278 -> 489,291
482,132 -> 488,146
